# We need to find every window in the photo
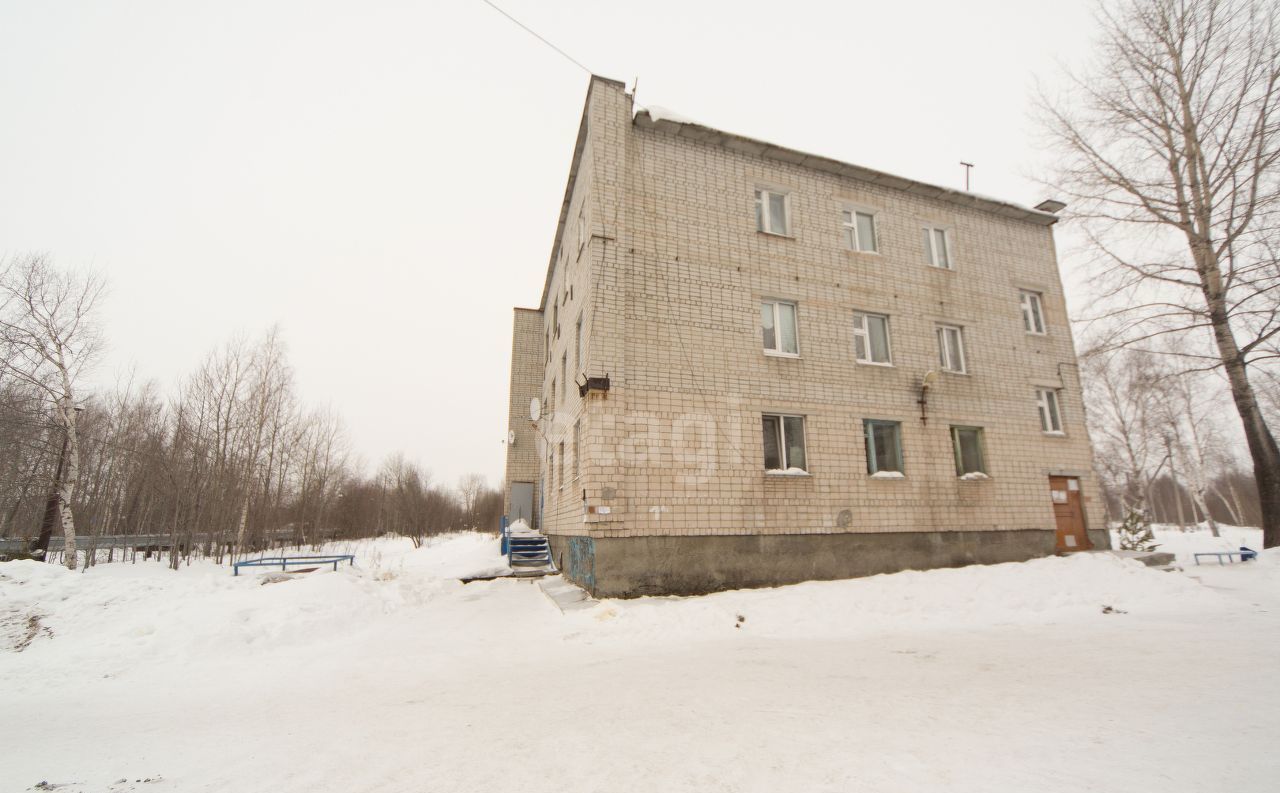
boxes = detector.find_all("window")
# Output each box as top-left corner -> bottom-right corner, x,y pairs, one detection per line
923,226 -> 952,269
762,414 -> 807,472
560,353 -> 568,404
573,420 -> 581,480
842,210 -> 878,252
761,300 -> 799,356
550,380 -> 556,413
755,189 -> 789,235
936,324 -> 967,373
1037,389 -> 1064,433
558,441 -> 565,489
853,312 -> 892,365
863,420 -> 903,474
545,331 -> 550,364
951,426 -> 986,476
577,203 -> 587,255
575,313 -> 583,369
1020,290 -> 1046,334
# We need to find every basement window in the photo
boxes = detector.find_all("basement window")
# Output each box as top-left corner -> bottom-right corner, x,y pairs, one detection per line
755,189 -> 790,235
762,414 -> 807,472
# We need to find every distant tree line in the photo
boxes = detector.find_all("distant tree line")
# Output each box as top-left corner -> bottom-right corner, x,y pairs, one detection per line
1,255 -> 502,568
1083,347 -> 1262,533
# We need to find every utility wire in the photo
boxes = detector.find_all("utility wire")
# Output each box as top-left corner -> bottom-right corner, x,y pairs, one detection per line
478,0 -> 593,75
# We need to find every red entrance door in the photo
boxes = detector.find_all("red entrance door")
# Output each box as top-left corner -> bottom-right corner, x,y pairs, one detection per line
1049,476 -> 1092,552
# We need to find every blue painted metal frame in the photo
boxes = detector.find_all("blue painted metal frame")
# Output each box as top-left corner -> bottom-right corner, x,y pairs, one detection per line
232,554 -> 355,576
1193,547 -> 1258,565
500,515 -> 510,556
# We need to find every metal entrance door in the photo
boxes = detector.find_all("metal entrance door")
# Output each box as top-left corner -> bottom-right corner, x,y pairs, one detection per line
1049,476 -> 1092,552
510,481 -> 534,527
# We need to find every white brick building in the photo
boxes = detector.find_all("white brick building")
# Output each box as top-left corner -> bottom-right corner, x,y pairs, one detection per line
504,76 -> 1106,597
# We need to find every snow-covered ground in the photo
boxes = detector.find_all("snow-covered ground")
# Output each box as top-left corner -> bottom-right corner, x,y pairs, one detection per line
2,528 -> 1277,792
1119,522 -> 1263,565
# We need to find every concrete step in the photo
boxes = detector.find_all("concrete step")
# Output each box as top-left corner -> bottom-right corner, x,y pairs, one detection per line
537,575 -> 596,613
1102,549 -> 1177,568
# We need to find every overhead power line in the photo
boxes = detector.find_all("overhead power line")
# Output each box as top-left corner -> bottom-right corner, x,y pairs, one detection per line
478,0 -> 593,75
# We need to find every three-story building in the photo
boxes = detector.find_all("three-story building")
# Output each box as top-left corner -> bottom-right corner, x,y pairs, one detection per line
504,76 -> 1106,597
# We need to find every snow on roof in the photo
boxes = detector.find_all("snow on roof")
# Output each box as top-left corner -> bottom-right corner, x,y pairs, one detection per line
633,104 -> 698,125
632,106 -> 1060,227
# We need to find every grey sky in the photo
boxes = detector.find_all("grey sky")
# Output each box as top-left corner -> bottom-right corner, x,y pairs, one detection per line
0,0 -> 1096,487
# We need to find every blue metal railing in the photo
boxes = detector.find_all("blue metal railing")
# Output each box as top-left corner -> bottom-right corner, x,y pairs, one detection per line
233,554 -> 355,576
500,515 -> 509,556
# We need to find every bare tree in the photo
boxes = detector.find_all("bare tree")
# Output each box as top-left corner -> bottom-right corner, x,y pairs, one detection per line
1082,348 -> 1165,519
0,255 -> 104,569
457,473 -> 485,528
1041,0 -> 1280,546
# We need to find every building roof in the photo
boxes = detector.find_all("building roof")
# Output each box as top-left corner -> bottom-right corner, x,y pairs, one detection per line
538,75 -> 1061,310
632,108 -> 1061,228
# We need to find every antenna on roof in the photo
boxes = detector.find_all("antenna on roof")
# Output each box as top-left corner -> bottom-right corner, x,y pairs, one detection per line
960,161 -> 974,192
631,76 -> 640,102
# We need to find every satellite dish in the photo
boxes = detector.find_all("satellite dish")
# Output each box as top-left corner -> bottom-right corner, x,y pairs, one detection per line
921,370 -> 938,390
507,430 -> 516,445
529,397 -> 542,421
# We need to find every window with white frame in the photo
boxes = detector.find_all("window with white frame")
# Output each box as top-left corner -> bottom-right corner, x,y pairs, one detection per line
761,300 -> 799,356
1037,388 -> 1064,433
1020,290 -> 1046,334
853,312 -> 892,365
558,441 -> 565,489
561,353 -> 567,404
572,420 -> 580,480
552,301 -> 560,339
842,209 -> 878,252
550,380 -> 556,413
863,420 -> 903,474
762,414 -> 807,472
577,203 -> 587,255
936,324 -> 967,373
755,189 -> 789,235
951,426 -> 986,476
575,313 -> 583,369
923,226 -> 952,269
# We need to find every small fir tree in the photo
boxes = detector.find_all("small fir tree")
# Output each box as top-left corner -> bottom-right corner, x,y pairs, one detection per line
1116,507 -> 1158,552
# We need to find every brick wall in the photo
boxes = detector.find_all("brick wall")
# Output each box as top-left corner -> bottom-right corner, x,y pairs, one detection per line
513,77 -> 1100,542
503,307 -> 543,524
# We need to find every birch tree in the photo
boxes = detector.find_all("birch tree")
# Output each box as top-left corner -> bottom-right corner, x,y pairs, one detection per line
1042,0 -> 1280,547
0,255 -> 104,569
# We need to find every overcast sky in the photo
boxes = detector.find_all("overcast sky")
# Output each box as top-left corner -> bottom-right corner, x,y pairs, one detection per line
0,0 -> 1097,488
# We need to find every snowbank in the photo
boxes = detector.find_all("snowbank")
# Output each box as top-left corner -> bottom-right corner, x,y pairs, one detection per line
3,532 -> 1278,793
573,551 -> 1223,644
0,533 -> 505,675
1111,523 -> 1264,564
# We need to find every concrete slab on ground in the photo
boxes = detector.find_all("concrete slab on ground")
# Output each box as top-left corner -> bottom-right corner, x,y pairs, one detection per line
537,575 -> 596,613
1102,549 -> 1177,567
